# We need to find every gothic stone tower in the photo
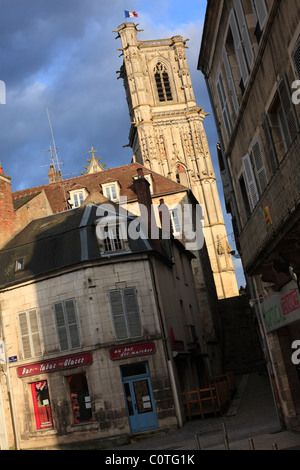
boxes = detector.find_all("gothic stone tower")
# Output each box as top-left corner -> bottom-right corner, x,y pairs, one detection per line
116,22 -> 238,299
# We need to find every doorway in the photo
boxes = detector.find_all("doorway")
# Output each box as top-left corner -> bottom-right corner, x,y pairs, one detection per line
121,362 -> 158,433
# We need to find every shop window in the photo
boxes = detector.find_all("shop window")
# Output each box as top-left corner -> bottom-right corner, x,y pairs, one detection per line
68,373 -> 93,424
31,381 -> 53,430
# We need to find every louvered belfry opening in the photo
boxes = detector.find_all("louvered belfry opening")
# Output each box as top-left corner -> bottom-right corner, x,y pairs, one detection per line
154,62 -> 173,102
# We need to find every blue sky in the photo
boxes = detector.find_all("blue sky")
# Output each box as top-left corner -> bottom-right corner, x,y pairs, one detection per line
0,0 -> 245,288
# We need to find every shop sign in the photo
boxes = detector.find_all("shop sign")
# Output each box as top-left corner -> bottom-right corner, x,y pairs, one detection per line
263,281 -> 300,333
110,342 -> 156,360
17,352 -> 93,378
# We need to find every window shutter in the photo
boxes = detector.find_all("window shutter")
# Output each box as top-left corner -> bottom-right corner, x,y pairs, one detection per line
229,10 -> 249,87
292,38 -> 300,79
109,290 -> 128,340
217,72 -> 233,138
222,46 -> 239,115
251,138 -> 268,194
262,114 -> 278,173
19,312 -> 32,359
54,302 -> 69,351
278,75 -> 299,145
29,309 -> 42,357
124,288 -> 142,338
242,153 -> 259,210
233,0 -> 254,71
65,299 -> 81,349
254,0 -> 268,28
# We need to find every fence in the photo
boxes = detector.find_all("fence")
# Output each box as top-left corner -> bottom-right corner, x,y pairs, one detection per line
182,372 -> 235,421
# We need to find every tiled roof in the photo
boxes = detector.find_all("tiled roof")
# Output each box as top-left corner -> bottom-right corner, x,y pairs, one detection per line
12,163 -> 188,213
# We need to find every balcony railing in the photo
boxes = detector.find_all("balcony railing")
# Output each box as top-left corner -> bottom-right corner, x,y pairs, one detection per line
239,136 -> 300,272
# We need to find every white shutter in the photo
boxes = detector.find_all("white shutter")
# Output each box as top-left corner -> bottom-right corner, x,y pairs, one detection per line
29,309 -> 42,357
18,312 -> 32,359
222,45 -> 239,115
54,302 -> 69,351
18,310 -> 42,359
233,0 -> 254,71
251,137 -> 268,194
252,0 -> 268,28
109,290 -> 128,340
216,72 -> 233,138
242,153 -> 259,210
65,299 -> 81,349
124,288 -> 142,338
229,10 -> 249,87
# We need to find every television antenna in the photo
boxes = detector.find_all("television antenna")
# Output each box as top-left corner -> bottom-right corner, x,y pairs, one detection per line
41,108 -> 64,172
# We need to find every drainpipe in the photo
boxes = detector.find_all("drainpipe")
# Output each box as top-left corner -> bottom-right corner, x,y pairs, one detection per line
148,258 -> 183,428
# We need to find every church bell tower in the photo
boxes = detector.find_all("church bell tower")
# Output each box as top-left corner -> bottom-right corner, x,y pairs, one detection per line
115,22 -> 239,299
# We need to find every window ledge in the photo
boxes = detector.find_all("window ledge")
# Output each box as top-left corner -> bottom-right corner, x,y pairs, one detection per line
67,422 -> 99,433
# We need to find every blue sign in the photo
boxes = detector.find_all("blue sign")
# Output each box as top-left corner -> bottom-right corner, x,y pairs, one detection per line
9,356 -> 17,363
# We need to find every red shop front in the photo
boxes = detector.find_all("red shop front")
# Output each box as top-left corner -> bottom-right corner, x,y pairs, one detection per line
17,353 -> 93,430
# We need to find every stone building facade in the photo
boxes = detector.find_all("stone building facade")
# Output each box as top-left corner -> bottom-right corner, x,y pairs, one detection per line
0,194 -> 208,449
199,0 -> 300,430
115,22 -> 239,300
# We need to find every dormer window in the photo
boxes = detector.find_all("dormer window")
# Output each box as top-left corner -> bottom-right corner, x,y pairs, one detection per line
15,258 -> 24,272
102,182 -> 120,201
103,225 -> 124,252
68,189 -> 87,208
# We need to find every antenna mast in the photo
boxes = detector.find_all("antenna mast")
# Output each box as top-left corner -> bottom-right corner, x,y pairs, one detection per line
46,108 -> 62,173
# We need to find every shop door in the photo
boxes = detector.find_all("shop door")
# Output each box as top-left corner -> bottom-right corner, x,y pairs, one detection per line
121,363 -> 158,433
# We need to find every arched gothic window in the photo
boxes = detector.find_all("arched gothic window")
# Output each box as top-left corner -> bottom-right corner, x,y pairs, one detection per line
154,63 -> 173,102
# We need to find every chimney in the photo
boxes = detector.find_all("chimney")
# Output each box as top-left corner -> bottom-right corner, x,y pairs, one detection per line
48,164 -> 62,183
158,198 -> 172,234
0,162 -> 16,248
132,168 -> 157,238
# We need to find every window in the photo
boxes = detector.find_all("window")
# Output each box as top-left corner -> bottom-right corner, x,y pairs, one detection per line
222,45 -> 239,115
251,0 -> 268,41
68,373 -> 93,424
103,183 -> 119,201
228,3 -> 254,92
15,258 -> 24,272
18,309 -> 42,359
109,287 -> 142,340
242,153 -> 259,212
216,71 -> 233,138
170,208 -> 181,235
103,225 -> 124,252
70,190 -> 85,208
31,381 -> 53,430
154,62 -> 173,102
239,173 -> 251,220
54,299 -> 81,351
250,137 -> 268,194
268,76 -> 299,155
292,37 -> 300,79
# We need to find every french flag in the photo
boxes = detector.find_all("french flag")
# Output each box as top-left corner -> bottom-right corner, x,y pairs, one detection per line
125,10 -> 138,18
